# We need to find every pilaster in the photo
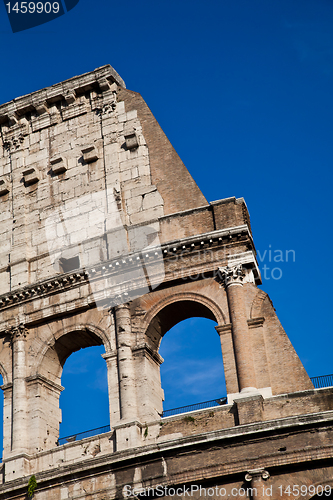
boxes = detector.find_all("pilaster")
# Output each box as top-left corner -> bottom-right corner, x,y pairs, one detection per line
218,265 -> 258,395
7,324 -> 28,454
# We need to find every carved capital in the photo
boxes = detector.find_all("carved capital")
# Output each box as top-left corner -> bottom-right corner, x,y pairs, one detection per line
6,323 -> 28,342
218,264 -> 245,286
245,468 -> 270,481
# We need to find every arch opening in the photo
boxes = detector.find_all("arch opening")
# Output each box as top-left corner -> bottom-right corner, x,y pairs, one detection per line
159,314 -> 226,412
36,327 -> 110,449
38,328 -> 104,386
54,329 -> 103,374
146,299 -> 217,351
59,345 -> 109,439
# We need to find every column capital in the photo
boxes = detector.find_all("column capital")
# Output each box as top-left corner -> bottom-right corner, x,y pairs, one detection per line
218,264 -> 245,287
245,468 -> 270,481
6,323 -> 28,342
114,302 -> 130,311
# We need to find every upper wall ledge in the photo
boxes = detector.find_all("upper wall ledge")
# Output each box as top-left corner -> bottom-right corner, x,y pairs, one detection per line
0,65 -> 125,124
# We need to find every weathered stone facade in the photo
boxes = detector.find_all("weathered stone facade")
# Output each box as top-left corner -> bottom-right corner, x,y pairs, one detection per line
0,65 -> 332,499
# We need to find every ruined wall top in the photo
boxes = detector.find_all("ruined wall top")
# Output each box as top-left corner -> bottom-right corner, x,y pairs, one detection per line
0,65 -> 253,300
0,65 -> 126,122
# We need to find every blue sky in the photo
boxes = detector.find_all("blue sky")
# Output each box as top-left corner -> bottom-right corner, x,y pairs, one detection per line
0,0 -> 332,439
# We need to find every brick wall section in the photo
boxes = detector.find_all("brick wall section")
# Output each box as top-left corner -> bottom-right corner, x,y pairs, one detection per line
235,394 -> 264,424
241,284 -> 313,394
118,87 -> 208,215
157,387 -> 333,439
211,197 -> 252,235
159,207 -> 215,243
159,406 -> 237,437
158,197 -> 252,244
259,292 -> 314,394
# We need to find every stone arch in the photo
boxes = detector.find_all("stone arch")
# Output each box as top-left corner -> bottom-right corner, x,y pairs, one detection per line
36,323 -> 112,386
250,288 -> 268,318
142,292 -> 226,350
28,323 -> 112,451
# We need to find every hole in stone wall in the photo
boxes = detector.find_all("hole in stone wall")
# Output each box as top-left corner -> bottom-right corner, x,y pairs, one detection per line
59,256 -> 80,273
59,346 -> 109,439
159,317 -> 226,412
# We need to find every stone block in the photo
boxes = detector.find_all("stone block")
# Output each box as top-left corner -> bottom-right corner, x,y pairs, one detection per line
130,206 -> 164,225
98,77 -> 111,91
116,101 -> 125,113
114,422 -> 143,451
130,184 -> 157,198
235,394 -> 264,424
131,167 -> 139,178
62,102 -> 87,121
142,190 -> 164,211
22,167 -> 39,186
126,195 -> 143,214
126,110 -> 137,121
50,155 -> 67,175
138,164 -> 150,177
82,145 -> 99,163
0,177 -> 10,196
124,129 -> 139,150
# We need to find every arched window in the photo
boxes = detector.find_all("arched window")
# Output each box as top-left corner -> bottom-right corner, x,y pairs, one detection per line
36,327 -> 111,449
159,317 -> 226,412
59,345 -> 109,440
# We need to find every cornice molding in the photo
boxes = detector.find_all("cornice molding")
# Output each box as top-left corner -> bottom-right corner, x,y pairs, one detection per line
0,226 -> 254,311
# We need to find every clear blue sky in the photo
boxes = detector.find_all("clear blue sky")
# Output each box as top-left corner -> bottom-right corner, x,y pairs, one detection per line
0,0 -> 332,439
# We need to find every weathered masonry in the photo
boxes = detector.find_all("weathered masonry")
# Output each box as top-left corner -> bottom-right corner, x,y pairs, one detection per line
0,66 -> 332,499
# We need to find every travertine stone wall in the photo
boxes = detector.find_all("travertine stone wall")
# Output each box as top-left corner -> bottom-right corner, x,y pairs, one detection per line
0,65 -> 167,293
0,66 -> 322,487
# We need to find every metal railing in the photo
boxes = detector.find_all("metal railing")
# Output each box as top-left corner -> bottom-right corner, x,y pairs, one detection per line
311,374 -> 333,389
161,397 -> 228,418
55,376 -> 333,446
57,424 -> 111,446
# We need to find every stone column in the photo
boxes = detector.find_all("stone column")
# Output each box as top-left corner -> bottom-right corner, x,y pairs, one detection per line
114,303 -> 138,422
245,469 -> 270,499
219,265 -> 257,393
8,324 -> 28,453
102,352 -> 121,426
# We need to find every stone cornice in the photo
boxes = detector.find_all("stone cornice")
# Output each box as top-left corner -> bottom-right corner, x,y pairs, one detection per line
0,65 -> 125,125
0,226 -> 256,313
132,343 -> 164,365
26,374 -> 64,393
0,271 -> 89,312
215,324 -> 232,335
248,317 -> 265,328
